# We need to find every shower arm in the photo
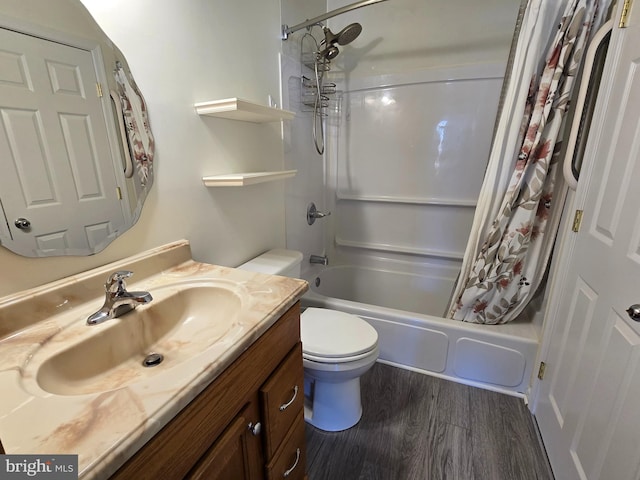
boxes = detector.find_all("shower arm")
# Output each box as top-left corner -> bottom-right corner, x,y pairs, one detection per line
281,0 -> 389,40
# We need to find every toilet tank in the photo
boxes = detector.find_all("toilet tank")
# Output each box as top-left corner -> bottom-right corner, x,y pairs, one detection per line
237,249 -> 303,278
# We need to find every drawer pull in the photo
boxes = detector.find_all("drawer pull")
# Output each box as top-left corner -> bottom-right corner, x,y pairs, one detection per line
279,385 -> 299,411
283,448 -> 301,477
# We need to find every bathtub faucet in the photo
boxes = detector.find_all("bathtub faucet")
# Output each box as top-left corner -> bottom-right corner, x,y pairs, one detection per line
310,255 -> 329,266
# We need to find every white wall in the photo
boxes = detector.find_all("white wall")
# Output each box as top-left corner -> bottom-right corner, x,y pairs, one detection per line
0,0 -> 287,297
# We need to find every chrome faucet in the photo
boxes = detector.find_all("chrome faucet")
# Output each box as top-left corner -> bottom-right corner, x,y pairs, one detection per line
86,270 -> 153,325
309,254 -> 329,266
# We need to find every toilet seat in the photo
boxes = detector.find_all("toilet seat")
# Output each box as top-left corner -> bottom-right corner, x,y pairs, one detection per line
303,349 -> 377,364
301,308 -> 378,363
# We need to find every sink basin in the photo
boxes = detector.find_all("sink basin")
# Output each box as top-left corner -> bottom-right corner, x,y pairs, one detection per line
28,280 -> 247,396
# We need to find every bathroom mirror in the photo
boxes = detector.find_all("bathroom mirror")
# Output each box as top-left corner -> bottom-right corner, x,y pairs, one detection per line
0,0 -> 154,257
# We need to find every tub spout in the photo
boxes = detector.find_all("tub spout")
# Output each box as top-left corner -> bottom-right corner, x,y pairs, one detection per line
310,255 -> 329,266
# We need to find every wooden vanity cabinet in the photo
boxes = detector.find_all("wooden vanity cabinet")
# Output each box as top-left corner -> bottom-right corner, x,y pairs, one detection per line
110,302 -> 307,480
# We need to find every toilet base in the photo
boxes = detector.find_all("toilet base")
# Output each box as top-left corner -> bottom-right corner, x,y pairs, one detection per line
304,376 -> 363,432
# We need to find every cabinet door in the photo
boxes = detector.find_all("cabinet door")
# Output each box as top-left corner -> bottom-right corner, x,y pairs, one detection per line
187,399 -> 264,480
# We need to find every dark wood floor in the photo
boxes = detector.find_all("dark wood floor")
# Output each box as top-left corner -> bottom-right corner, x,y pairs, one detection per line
305,363 -> 553,480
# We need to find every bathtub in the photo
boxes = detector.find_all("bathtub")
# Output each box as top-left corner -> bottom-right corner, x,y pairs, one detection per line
302,265 -> 540,395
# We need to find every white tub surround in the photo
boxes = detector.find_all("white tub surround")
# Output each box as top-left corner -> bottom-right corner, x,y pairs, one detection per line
327,64 -> 504,271
304,265 -> 538,395
0,241 -> 307,479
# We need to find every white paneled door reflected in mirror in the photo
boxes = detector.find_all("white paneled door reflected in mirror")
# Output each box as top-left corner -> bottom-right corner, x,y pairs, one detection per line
0,0 -> 154,257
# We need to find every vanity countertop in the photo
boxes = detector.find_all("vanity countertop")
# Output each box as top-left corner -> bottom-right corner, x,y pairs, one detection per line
0,240 -> 308,479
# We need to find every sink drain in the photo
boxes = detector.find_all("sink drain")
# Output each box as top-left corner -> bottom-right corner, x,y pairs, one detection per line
142,352 -> 164,367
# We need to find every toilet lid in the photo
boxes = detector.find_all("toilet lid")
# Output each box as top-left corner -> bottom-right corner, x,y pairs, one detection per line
301,307 -> 378,359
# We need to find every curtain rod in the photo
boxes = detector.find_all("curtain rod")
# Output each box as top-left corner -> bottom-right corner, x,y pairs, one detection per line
281,0 -> 389,40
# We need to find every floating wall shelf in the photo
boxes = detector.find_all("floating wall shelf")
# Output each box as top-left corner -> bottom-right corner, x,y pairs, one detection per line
202,170 -> 297,187
194,98 -> 295,123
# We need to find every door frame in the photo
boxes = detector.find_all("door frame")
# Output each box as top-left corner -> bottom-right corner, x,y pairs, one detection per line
529,0 -> 629,412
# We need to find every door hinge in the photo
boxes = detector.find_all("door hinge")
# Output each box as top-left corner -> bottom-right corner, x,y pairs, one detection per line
620,0 -> 633,28
538,362 -> 546,380
96,82 -> 103,98
572,210 -> 583,232
116,187 -> 122,200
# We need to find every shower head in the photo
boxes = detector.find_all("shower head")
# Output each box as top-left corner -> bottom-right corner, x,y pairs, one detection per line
323,23 -> 362,46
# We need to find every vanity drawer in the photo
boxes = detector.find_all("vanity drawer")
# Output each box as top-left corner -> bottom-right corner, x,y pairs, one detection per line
260,342 -> 304,459
266,413 -> 306,480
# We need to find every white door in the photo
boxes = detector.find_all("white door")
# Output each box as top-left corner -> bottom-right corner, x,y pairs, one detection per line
534,4 -> 640,480
0,27 -> 125,256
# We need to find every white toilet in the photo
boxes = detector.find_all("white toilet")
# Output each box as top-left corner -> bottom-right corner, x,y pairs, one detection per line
239,249 -> 379,431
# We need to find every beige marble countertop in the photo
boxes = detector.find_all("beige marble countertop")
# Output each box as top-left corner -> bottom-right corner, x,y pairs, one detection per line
0,240 -> 308,479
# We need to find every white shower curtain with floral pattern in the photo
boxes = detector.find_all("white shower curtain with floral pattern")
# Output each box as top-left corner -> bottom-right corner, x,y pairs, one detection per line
447,0 -> 609,324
